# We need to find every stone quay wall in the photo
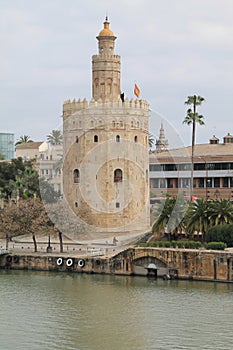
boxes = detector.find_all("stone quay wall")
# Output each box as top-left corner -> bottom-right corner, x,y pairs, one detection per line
0,247 -> 232,283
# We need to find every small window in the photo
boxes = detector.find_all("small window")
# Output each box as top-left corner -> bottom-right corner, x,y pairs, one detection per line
116,202 -> 120,208
94,135 -> 98,142
75,202 -> 78,208
76,136 -> 79,143
116,135 -> 120,142
73,169 -> 80,183
134,136 -> 138,143
114,169 -> 123,182
131,121 -> 134,127
112,121 -> 116,127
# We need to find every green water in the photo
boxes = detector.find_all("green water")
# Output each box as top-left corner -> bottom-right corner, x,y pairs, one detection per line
0,270 -> 232,350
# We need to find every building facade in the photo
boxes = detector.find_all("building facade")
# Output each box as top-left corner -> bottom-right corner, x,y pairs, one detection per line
150,133 -> 233,201
0,133 -> 14,160
15,141 -> 63,194
62,18 -> 150,236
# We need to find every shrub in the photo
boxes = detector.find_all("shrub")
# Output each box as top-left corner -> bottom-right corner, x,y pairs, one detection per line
205,242 -> 227,250
206,224 -> 233,247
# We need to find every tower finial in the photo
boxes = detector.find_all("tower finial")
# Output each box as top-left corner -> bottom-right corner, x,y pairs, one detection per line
105,11 -> 108,22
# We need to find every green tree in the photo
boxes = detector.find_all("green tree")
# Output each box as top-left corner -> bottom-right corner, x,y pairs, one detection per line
185,198 -> 211,240
47,130 -> 62,145
206,224 -> 233,247
9,166 -> 39,199
0,153 -> 5,160
0,158 -> 36,198
209,199 -> 233,226
15,135 -> 33,146
148,133 -> 155,149
152,194 -> 187,239
183,95 -> 205,201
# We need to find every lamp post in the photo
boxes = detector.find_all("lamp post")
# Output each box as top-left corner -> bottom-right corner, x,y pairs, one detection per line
198,156 -> 208,200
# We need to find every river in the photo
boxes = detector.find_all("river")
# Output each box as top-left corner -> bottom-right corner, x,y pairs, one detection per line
0,270 -> 232,350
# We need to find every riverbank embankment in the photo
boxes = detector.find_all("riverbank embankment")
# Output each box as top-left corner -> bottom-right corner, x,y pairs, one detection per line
1,242 -> 233,282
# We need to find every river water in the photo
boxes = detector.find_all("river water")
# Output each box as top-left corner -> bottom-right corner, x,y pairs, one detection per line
0,270 -> 232,350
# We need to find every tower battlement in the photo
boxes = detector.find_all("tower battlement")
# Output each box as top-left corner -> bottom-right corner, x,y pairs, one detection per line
62,98 -> 149,119
92,54 -> 120,60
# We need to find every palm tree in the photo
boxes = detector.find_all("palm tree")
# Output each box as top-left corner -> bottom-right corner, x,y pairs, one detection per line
185,198 -> 211,240
15,135 -> 33,146
148,133 -> 155,149
209,199 -> 233,226
47,130 -> 62,145
183,95 -> 205,201
152,194 -> 187,239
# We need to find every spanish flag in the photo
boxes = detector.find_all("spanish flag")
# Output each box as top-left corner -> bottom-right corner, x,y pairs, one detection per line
134,83 -> 140,98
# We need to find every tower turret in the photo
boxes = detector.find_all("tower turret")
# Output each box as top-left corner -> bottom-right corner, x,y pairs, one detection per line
156,123 -> 169,152
92,17 -> 121,101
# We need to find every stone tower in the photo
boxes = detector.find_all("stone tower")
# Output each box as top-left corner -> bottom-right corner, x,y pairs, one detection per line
156,123 -> 169,152
62,18 -> 150,240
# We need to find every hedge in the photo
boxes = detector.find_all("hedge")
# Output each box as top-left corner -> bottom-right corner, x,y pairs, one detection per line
204,242 -> 227,250
206,224 -> 233,247
138,241 -> 202,249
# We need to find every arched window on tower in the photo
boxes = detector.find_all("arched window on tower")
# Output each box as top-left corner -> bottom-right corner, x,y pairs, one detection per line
94,135 -> 98,142
134,136 -> 138,143
116,135 -> 120,142
73,169 -> 80,183
114,169 -> 123,183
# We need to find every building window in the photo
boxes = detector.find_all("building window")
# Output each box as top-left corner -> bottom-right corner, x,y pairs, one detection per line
159,179 -> 167,188
112,121 -> 116,128
116,135 -> 120,142
199,178 -> 205,188
131,121 -> 134,127
75,202 -> 78,208
116,202 -> 120,208
73,169 -> 80,183
76,136 -> 79,143
223,178 -> 229,188
134,136 -> 138,143
181,178 -> 190,189
214,178 -> 220,188
94,135 -> 98,142
114,169 -> 123,182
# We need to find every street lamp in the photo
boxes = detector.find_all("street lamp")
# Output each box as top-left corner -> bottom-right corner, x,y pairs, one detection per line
198,156 -> 208,200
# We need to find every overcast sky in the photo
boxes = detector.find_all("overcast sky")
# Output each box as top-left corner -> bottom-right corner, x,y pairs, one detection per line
1,0 -> 233,148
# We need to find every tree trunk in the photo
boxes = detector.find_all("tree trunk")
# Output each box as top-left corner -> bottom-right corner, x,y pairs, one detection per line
59,231 -> 63,253
190,98 -> 196,202
32,234 -> 37,252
